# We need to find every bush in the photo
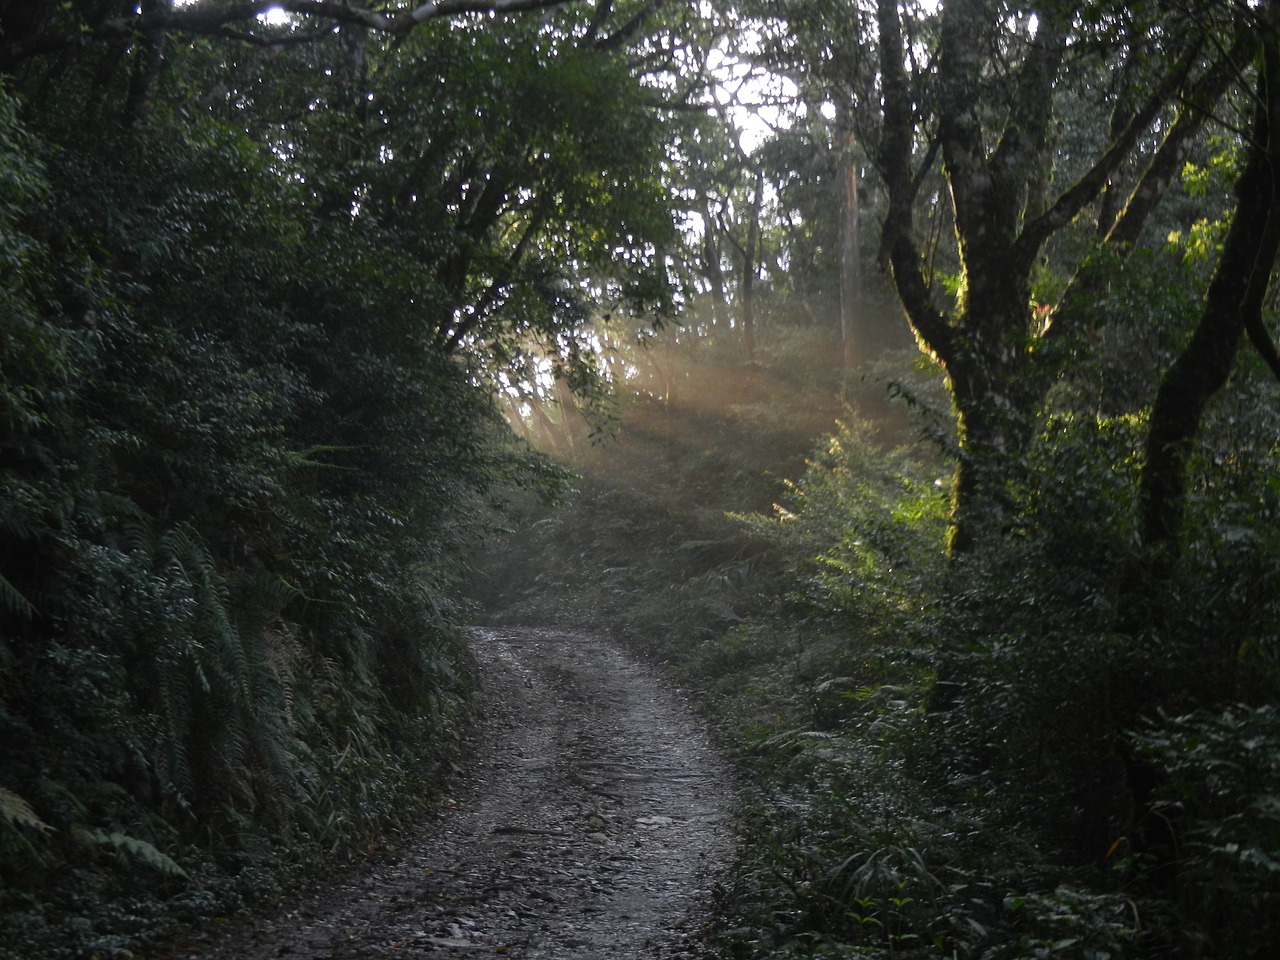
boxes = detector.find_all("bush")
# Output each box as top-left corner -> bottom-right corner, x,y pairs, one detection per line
1131,705 -> 1280,958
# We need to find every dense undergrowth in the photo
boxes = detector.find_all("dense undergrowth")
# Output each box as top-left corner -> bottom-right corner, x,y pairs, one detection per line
0,47 -> 574,959
472,316 -> 1280,959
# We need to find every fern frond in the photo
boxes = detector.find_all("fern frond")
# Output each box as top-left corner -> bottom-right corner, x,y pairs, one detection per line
0,572 -> 37,619
234,562 -> 299,620
284,444 -> 364,471
117,517 -> 158,555
95,491 -> 144,519
156,657 -> 194,801
82,828 -> 189,880
0,475 -> 47,542
0,787 -> 52,833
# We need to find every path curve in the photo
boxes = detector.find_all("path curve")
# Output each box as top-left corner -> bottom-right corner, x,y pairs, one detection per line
177,628 -> 735,959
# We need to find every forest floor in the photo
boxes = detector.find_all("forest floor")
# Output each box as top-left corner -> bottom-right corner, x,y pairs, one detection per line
163,627 -> 737,960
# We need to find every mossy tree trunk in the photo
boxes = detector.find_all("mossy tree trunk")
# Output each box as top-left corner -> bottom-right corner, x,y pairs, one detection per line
875,0 -> 1203,553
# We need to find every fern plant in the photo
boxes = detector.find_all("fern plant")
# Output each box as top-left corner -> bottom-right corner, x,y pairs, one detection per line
0,788 -> 51,834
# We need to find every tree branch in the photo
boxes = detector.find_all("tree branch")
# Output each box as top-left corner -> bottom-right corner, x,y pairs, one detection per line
935,0 -> 992,250
1246,312 -> 1280,383
1047,32 -> 1252,341
1013,37 -> 1203,273
1106,31 -> 1252,252
0,0 -> 580,65
594,0 -> 666,52
582,0 -> 614,44
213,24 -> 338,47
876,0 -> 954,367
989,8 -> 1068,200
1141,4 -> 1280,554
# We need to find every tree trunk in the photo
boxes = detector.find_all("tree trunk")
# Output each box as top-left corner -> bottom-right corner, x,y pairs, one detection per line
880,0 -> 1059,552
701,215 -> 731,327
874,0 -> 1195,553
123,0 -> 168,127
1140,9 -> 1280,561
527,395 -> 566,452
945,260 -> 1036,552
553,377 -> 584,451
739,169 -> 763,360
837,101 -> 863,368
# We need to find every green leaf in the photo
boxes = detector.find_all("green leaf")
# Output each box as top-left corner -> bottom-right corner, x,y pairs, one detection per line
83,827 -> 190,880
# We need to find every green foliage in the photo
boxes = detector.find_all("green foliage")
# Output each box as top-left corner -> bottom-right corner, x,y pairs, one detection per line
0,5 -> 652,950
740,415 -> 947,630
1131,705 -> 1280,957
328,16 -> 680,396
479,277 -> 1280,960
81,828 -> 190,881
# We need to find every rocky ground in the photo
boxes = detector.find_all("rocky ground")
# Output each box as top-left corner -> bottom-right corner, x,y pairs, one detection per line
168,628 -> 736,959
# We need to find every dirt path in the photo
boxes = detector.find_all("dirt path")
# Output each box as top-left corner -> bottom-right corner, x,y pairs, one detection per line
175,628 -> 736,959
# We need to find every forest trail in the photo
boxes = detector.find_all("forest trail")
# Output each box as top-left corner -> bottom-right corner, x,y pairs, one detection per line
173,628 -> 736,959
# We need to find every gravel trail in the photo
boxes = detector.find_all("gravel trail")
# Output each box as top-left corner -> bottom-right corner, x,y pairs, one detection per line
174,628 -> 735,959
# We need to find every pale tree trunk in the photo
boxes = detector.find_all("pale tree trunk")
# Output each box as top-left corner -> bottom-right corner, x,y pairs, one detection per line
837,99 -> 863,368
500,395 -> 529,441
527,396 -> 566,452
701,204 -> 731,327
740,170 -> 763,360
